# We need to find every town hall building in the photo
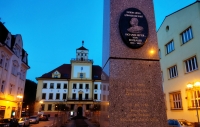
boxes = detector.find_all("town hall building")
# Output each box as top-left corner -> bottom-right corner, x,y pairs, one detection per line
35,42 -> 102,117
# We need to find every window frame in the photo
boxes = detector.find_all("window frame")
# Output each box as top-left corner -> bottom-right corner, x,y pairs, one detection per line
165,40 -> 175,54
43,83 -> 47,89
169,91 -> 182,110
168,65 -> 178,79
184,56 -> 198,73
181,27 -> 193,44
57,83 -> 61,89
49,93 -> 53,100
63,83 -> 67,89
56,93 -> 60,100
50,83 -> 54,89
42,93 -> 46,99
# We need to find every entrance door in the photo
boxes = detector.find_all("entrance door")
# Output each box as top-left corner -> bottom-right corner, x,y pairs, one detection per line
77,107 -> 83,116
79,94 -> 82,100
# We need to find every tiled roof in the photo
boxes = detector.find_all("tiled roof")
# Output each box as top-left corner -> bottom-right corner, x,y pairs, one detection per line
77,46 -> 88,50
0,22 -> 9,44
37,64 -> 102,80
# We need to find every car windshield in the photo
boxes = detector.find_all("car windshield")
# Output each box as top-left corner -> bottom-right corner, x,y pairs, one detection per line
179,120 -> 192,126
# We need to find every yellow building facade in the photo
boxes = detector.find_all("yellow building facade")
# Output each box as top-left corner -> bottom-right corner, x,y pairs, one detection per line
35,43 -> 101,117
157,1 -> 200,123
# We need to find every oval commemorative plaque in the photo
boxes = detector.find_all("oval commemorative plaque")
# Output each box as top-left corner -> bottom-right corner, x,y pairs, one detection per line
119,8 -> 148,49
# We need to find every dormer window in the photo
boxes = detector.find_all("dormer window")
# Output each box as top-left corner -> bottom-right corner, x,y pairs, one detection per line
52,70 -> 61,78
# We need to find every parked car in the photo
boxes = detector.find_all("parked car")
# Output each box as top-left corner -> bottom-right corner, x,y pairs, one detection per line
168,119 -> 194,127
39,114 -> 48,121
29,116 -> 39,124
0,118 -> 19,127
18,117 -> 30,127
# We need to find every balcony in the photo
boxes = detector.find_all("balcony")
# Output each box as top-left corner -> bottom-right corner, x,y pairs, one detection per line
71,58 -> 93,63
67,98 -> 93,101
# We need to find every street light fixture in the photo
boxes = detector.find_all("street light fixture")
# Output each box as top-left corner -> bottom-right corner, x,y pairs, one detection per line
187,82 -> 200,127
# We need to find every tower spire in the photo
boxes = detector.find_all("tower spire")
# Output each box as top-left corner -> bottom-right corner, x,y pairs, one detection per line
82,40 -> 84,46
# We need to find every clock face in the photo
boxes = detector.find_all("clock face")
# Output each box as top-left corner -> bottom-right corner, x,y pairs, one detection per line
119,8 -> 149,49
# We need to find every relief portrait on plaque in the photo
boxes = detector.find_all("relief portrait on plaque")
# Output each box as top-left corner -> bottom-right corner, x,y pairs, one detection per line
119,8 -> 149,49
127,18 -> 144,33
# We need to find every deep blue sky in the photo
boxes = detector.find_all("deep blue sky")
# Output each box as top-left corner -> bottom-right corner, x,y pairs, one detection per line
0,0 -> 195,82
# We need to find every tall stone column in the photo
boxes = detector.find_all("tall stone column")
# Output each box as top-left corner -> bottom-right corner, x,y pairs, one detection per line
101,0 -> 168,127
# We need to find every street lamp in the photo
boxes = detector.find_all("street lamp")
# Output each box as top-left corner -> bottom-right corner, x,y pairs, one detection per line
187,82 -> 200,127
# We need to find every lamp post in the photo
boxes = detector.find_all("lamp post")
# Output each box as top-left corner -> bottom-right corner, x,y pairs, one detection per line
187,82 -> 200,127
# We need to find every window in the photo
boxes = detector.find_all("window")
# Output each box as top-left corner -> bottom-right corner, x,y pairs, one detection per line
55,104 -> 59,111
103,85 -> 106,91
48,104 -> 52,111
169,92 -> 182,109
42,93 -> 46,99
9,84 -> 13,94
11,60 -> 19,76
4,58 -> 9,70
185,56 -> 198,73
50,83 -> 54,89
166,40 -> 174,54
41,104 -> 45,111
0,53 -> 5,67
1,81 -> 5,93
56,93 -> 60,99
188,90 -> 200,108
57,83 -> 61,89
85,94 -> 88,99
181,27 -> 193,44
168,65 -> 178,79
85,84 -> 89,89
103,95 -> 106,101
159,49 -> 161,59
63,93 -> 66,99
94,84 -> 98,89
73,84 -> 76,89
49,93 -> 53,99
94,94 -> 98,100
86,104 -> 90,110
72,93 -> 76,99
79,84 -> 83,89
43,83 -> 47,89
63,83 -> 67,89
80,73 -> 83,78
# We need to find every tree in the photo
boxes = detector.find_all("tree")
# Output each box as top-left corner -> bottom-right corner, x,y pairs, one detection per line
22,79 -> 37,116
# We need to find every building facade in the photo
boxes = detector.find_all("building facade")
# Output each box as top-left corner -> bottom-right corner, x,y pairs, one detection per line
35,43 -> 101,117
0,22 -> 29,118
157,1 -> 200,122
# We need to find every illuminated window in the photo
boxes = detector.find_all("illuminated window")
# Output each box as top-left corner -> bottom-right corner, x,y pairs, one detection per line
169,92 -> 182,109
187,90 -> 200,108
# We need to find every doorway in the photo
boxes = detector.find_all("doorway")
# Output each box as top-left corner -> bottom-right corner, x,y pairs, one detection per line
77,107 -> 83,116
79,94 -> 82,100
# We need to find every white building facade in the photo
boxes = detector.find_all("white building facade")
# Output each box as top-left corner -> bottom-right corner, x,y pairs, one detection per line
0,22 -> 29,118
35,43 -> 101,117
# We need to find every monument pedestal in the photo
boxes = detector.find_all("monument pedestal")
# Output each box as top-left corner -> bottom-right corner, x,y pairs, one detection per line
101,0 -> 168,126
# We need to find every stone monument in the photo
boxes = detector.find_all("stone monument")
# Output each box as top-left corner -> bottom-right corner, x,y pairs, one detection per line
100,0 -> 168,127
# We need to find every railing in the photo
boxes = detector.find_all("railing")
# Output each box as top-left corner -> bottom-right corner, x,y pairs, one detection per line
71,58 -> 93,62
67,98 -> 93,101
